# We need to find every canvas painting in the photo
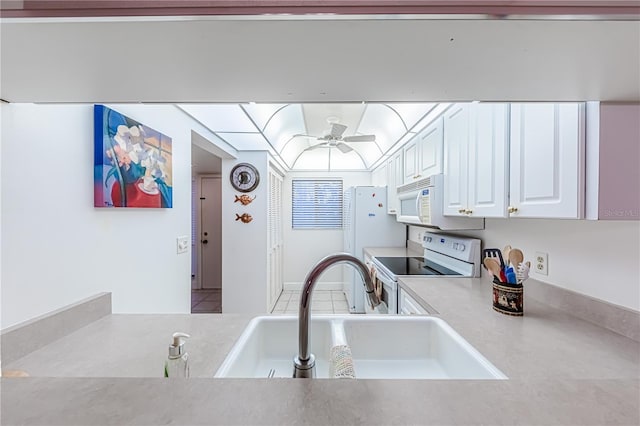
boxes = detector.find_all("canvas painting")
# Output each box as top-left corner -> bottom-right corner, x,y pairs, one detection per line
94,105 -> 173,208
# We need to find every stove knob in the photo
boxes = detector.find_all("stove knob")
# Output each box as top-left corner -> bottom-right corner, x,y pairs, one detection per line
452,243 -> 459,249
458,244 -> 466,251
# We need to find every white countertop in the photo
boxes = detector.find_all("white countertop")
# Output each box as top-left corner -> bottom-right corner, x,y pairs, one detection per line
2,273 -> 639,425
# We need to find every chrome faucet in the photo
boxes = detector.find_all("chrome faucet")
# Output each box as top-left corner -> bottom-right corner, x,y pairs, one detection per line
293,253 -> 383,378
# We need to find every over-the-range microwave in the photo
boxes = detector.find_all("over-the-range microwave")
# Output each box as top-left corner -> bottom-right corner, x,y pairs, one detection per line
396,174 -> 484,230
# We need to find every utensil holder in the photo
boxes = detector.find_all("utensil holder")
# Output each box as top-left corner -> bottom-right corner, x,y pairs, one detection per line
492,279 -> 524,316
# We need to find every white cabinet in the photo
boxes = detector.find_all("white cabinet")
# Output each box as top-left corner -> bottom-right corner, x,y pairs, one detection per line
468,103 -> 510,217
509,103 -> 585,218
443,103 -> 471,216
443,103 -> 508,218
398,287 -> 428,315
443,102 -> 584,219
386,151 -> 403,215
403,118 -> 444,184
403,139 -> 418,183
418,117 -> 444,178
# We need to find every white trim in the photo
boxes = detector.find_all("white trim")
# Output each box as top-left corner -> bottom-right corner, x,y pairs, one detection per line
585,101 -> 600,220
195,173 -> 222,291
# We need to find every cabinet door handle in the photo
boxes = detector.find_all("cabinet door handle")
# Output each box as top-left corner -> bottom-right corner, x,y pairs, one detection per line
465,209 -> 473,215
508,206 -> 519,214
458,209 -> 466,214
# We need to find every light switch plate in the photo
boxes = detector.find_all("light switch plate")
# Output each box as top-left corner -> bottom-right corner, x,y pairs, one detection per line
177,236 -> 189,254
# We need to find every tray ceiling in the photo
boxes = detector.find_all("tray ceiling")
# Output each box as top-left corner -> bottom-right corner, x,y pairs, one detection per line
180,102 -> 445,170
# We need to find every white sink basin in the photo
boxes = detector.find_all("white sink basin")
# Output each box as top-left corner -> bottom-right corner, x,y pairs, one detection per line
214,315 -> 506,380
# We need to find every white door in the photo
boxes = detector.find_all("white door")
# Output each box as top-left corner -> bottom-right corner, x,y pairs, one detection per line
418,116 -> 444,178
443,103 -> 471,216
467,103 -> 510,218
200,176 -> 222,290
267,167 -> 284,311
509,103 -> 585,218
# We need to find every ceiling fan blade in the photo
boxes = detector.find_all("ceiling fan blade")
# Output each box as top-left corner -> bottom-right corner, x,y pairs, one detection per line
336,142 -> 353,153
292,134 -> 318,139
329,123 -> 348,139
343,134 -> 376,142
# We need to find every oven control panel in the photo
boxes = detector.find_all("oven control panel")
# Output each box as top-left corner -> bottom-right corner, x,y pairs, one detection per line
422,232 -> 480,264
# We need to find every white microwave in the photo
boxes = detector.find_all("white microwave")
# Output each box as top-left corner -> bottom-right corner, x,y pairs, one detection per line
396,174 -> 484,230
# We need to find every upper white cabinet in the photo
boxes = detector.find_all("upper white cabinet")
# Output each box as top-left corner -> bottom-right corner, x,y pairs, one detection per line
418,117 -> 444,178
403,139 -> 418,183
443,103 -> 508,218
468,103 -> 510,217
444,102 -> 585,219
509,103 -> 585,219
404,117 -> 444,184
443,104 -> 471,216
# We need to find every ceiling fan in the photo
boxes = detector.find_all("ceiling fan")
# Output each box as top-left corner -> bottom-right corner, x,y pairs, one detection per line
295,122 -> 376,153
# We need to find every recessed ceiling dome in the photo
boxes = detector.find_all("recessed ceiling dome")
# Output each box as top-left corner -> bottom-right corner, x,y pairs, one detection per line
180,102 -> 446,171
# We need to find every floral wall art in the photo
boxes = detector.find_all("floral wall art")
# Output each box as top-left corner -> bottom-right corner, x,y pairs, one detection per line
94,105 -> 173,208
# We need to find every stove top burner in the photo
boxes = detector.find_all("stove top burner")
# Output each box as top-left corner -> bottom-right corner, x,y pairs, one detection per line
374,256 -> 462,277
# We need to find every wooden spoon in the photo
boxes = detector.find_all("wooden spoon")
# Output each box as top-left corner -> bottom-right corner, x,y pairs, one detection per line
508,248 -> 524,269
503,245 -> 512,267
483,257 -> 502,280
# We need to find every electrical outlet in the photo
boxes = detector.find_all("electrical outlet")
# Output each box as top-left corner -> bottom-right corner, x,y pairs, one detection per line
177,236 -> 189,254
535,252 -> 548,275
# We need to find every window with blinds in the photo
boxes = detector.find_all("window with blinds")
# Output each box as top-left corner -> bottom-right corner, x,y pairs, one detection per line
292,179 -> 343,229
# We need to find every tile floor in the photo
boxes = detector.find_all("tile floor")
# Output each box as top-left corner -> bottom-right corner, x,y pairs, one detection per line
191,289 -> 222,313
270,290 -> 350,314
191,288 -> 350,315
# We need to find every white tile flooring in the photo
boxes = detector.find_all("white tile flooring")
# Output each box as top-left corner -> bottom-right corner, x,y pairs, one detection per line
271,290 -> 350,314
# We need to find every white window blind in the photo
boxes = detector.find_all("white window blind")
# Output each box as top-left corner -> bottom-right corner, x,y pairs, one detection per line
292,179 -> 343,229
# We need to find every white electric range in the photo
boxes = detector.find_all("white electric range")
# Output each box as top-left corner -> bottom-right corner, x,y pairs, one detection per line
368,232 -> 481,314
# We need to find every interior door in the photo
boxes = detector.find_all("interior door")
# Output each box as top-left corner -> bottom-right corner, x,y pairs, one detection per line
200,176 -> 222,289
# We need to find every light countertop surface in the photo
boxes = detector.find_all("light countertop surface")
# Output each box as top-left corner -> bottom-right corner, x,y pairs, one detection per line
2,255 -> 639,425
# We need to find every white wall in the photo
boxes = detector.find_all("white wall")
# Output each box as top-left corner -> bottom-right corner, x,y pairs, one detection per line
221,152 -> 269,313
409,219 -> 640,311
283,171 -> 372,289
1,104 -> 232,329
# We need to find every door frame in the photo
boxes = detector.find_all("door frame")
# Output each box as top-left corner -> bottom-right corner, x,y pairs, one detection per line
194,173 -> 221,290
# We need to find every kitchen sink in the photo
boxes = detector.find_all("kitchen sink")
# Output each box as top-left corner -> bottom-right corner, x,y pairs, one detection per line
214,315 -> 506,380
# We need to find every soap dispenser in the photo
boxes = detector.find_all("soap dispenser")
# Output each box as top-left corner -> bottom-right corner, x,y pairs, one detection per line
164,332 -> 190,378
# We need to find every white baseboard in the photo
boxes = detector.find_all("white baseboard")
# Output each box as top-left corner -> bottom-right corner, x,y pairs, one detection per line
284,282 -> 344,292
